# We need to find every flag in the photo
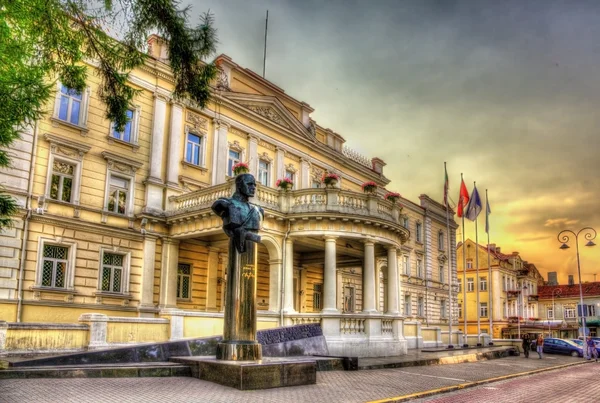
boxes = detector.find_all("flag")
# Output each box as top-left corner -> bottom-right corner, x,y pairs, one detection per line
465,184 -> 482,221
485,193 -> 491,233
457,179 -> 470,218
443,164 -> 449,207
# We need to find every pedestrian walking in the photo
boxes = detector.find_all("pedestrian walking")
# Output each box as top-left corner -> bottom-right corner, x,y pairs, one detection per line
585,336 -> 598,361
536,334 -> 544,359
521,334 -> 530,358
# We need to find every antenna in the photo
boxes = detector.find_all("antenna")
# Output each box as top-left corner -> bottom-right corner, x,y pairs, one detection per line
263,10 -> 269,78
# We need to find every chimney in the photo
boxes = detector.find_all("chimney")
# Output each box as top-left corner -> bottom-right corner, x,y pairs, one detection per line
495,247 -> 501,254
512,251 -> 519,256
488,243 -> 496,252
372,157 -> 386,174
147,34 -> 169,61
568,275 -> 574,285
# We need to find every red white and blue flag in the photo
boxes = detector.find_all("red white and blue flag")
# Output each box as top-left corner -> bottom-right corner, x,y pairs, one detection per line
465,184 -> 482,221
457,178 -> 470,218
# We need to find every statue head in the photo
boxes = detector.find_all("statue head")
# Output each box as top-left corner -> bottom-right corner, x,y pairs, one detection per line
235,173 -> 257,199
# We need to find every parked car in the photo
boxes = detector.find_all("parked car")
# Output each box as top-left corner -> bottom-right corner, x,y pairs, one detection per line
572,339 -> 600,355
543,338 -> 583,357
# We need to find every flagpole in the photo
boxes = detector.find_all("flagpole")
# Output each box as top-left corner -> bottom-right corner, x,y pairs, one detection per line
461,174 -> 468,347
474,181 -> 481,344
444,163 -> 454,348
486,189 -> 492,342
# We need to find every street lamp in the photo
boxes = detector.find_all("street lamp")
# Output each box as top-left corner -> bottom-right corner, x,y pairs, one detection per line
557,227 -> 597,344
550,288 -> 562,337
517,284 -> 528,339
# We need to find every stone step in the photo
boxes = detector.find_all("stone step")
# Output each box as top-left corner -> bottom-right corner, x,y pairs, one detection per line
0,362 -> 191,379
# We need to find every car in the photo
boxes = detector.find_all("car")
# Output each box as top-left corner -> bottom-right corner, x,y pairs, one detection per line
573,339 -> 600,356
543,338 -> 583,357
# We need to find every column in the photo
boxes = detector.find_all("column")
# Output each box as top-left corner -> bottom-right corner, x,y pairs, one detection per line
139,236 -> 157,316
166,102 -> 183,187
211,120 -> 230,185
363,240 -> 377,313
386,246 -> 400,314
247,135 -> 259,177
276,147 -> 285,180
283,238 -> 295,313
323,236 -> 338,313
159,238 -> 179,309
206,247 -> 219,311
300,158 -> 310,189
268,257 -> 282,313
149,94 -> 167,182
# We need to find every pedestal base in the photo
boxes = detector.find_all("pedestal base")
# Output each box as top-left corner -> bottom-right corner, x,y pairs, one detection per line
216,341 -> 262,361
177,357 -> 317,390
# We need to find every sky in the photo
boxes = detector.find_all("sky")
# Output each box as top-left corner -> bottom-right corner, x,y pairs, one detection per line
185,0 -> 600,286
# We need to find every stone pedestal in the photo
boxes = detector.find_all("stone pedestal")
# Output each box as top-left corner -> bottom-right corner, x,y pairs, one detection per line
217,240 -> 262,361
175,357 -> 316,390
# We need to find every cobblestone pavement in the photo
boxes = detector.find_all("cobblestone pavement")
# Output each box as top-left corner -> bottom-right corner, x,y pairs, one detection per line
0,355 -> 592,403
414,361 -> 599,403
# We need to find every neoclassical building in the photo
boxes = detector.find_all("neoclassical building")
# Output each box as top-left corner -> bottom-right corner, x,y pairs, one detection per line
0,36 -> 458,356
456,240 -> 544,339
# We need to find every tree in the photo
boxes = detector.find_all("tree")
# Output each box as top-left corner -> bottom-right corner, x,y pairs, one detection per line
0,0 -> 218,228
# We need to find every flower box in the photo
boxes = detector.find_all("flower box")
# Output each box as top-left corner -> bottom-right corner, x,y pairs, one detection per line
276,178 -> 293,190
232,162 -> 249,175
361,181 -> 378,194
322,173 -> 340,187
384,191 -> 401,203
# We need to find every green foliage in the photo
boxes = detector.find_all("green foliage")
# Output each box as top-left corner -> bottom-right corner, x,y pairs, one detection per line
0,0 -> 218,229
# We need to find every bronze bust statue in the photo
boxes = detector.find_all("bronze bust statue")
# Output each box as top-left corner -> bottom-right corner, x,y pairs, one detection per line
211,174 -> 264,253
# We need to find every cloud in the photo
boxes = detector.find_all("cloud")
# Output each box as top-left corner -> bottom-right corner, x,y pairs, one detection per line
544,218 -> 580,227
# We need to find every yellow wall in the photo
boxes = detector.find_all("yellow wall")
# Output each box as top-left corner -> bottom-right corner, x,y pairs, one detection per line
106,321 -> 169,344
5,327 -> 88,352
21,305 -> 136,323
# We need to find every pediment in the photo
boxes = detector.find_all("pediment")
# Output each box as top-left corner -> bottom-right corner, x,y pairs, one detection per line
223,93 -> 315,142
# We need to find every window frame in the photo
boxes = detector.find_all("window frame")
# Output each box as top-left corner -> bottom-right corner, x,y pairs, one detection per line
467,277 -> 474,292
480,276 -> 487,291
416,258 -> 423,278
177,263 -> 192,300
110,105 -> 141,148
439,265 -> 445,283
564,307 -> 576,319
184,130 -> 206,167
403,255 -> 410,276
98,248 -> 131,295
440,299 -> 447,318
44,134 -> 89,207
438,231 -> 445,251
35,238 -> 77,290
102,151 -> 141,217
52,82 -> 91,130
313,283 -> 323,311
404,294 -> 412,316
480,302 -> 488,318
417,296 -> 424,317
416,222 -> 423,243
258,159 -> 271,186
227,149 -> 241,177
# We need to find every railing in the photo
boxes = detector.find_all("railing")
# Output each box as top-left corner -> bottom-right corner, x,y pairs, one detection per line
168,184 -> 402,227
382,319 -> 394,335
342,146 -> 372,168
289,315 -> 321,326
340,317 -> 366,335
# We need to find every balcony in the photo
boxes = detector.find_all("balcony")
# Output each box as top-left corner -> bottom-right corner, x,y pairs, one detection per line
527,295 -> 539,302
166,183 -> 409,241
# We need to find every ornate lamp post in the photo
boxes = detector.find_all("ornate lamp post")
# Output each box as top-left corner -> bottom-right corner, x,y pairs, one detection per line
557,227 -> 597,344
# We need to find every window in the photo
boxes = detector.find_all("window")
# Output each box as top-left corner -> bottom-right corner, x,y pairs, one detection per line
227,149 -> 241,176
107,176 -> 130,215
417,258 -> 423,278
416,222 -> 422,242
467,278 -> 474,292
111,108 -> 140,145
101,253 -> 125,293
185,132 -> 204,166
480,302 -> 488,317
441,299 -> 447,318
343,286 -> 355,313
503,302 -> 507,318
177,263 -> 191,300
480,276 -> 487,291
417,297 -> 424,316
311,180 -> 321,188
49,161 -> 74,202
466,261 -> 473,269
313,283 -> 323,311
403,216 -> 409,229
41,245 -> 69,288
502,275 -> 506,291
258,160 -> 270,185
578,304 -> 596,317
404,295 -> 411,316
458,303 -> 462,318
439,265 -> 445,283
458,282 -> 462,293
438,231 -> 444,250
57,85 -> 84,125
403,255 -> 410,276
285,169 -> 295,182
564,307 -> 576,319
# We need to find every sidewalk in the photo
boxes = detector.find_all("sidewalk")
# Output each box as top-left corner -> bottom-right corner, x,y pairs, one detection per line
0,351 -> 590,403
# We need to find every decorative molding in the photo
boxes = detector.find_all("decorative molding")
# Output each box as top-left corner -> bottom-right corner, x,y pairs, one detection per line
101,151 -> 144,174
258,151 -> 273,163
186,111 -> 208,131
284,163 -> 298,174
229,127 -> 247,138
228,140 -> 245,154
216,67 -> 230,91
342,146 -> 371,169
258,139 -> 276,151
44,133 -> 91,160
244,104 -> 291,129
287,153 -> 301,162
311,166 -> 325,182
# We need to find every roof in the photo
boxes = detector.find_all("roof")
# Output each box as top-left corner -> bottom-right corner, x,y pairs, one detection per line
538,282 -> 600,299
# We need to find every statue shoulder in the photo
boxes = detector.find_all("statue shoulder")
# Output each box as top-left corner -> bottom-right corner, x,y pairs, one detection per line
211,197 -> 233,216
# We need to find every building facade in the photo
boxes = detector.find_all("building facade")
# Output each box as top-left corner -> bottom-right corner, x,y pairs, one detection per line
0,36 -> 458,356
456,240 -> 544,339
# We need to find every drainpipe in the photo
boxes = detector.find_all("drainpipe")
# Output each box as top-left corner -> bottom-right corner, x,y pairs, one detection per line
280,220 -> 291,326
16,121 -> 40,322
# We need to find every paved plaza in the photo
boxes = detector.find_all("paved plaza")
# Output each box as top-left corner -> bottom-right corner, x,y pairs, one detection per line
0,355 -> 593,403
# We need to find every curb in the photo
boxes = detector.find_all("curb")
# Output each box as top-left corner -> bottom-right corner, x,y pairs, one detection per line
368,360 -> 591,403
